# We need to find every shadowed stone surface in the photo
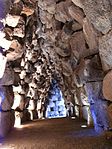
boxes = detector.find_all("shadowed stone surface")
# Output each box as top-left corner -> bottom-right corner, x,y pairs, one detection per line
0,111 -> 15,137
82,0 -> 112,34
99,30 -> 112,71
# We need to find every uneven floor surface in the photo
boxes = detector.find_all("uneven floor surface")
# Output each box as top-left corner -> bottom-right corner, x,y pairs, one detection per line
0,118 -> 112,149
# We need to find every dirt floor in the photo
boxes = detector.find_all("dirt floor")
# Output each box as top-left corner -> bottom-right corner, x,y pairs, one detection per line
0,118 -> 112,149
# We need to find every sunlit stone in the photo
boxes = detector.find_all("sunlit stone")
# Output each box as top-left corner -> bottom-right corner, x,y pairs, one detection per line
14,111 -> 22,128
19,70 -> 26,79
12,93 -> 23,110
27,100 -> 35,110
21,6 -> 34,16
0,53 -> 7,79
0,31 -> 12,50
5,14 -> 20,27
13,85 -> 22,93
36,65 -> 42,74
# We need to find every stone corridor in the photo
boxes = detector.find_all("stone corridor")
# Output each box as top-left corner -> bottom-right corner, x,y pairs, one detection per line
0,0 -> 112,148
0,118 -> 111,149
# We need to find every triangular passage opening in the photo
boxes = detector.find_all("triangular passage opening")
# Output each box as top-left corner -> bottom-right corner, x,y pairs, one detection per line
45,79 -> 67,118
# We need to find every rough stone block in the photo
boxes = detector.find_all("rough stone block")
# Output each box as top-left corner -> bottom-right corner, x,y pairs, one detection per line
70,31 -> 88,59
38,0 -> 56,14
103,70 -> 112,101
5,14 -> 20,28
55,1 -> 71,23
39,9 -> 53,28
99,30 -> 112,71
0,86 -> 14,111
0,111 -> 15,137
61,61 -> 73,77
68,4 -> 85,25
7,40 -> 23,61
72,0 -> 83,8
83,18 -> 99,52
0,66 -> 14,86
83,55 -> 104,82
12,93 -> 25,110
82,0 -> 112,34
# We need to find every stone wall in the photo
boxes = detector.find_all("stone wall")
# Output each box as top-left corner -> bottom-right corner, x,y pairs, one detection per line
0,0 -> 15,137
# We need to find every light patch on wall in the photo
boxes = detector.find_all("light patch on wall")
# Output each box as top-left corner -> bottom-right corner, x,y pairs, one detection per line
0,53 -> 7,79
14,111 -> 22,128
0,31 -> 12,50
13,85 -> 23,93
81,125 -> 87,128
5,14 -> 20,28
12,93 -> 21,109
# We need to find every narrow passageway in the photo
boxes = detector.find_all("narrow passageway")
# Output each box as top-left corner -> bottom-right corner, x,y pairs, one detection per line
0,0 -> 112,145
0,118 -> 111,149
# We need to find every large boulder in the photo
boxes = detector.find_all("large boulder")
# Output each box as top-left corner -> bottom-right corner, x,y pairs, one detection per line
82,0 -> 112,34
83,18 -> 99,53
103,70 -> 112,101
99,30 -> 112,71
70,31 -> 87,59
